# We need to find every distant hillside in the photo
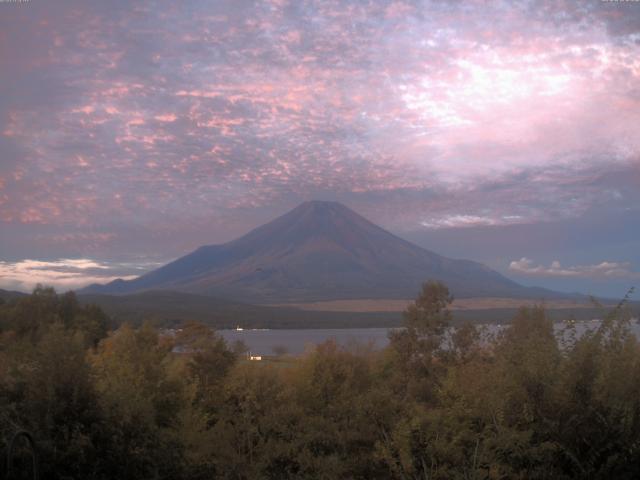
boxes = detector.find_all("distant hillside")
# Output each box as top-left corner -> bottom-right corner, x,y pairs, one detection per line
76,290 -> 627,329
0,288 -> 27,302
3,287 -> 632,329
77,290 -> 402,329
82,200 -> 576,302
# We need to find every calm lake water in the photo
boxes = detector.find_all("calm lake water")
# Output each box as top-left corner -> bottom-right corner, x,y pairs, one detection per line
219,328 -> 392,356
219,320 -> 640,356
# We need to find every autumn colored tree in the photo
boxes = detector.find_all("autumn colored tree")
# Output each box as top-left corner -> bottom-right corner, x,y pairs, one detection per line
386,280 -> 453,402
89,323 -> 187,479
1,285 -> 639,479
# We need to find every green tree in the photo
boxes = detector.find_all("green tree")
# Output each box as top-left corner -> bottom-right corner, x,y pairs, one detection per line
387,280 -> 453,402
0,323 -> 102,479
90,323 -> 187,479
174,321 -> 237,408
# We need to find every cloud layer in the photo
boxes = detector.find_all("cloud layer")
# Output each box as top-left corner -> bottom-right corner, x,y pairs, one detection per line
0,258 -> 160,292
509,257 -> 640,279
0,0 -> 639,292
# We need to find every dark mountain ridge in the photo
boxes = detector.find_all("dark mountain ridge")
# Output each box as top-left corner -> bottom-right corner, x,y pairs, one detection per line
82,201 -> 569,302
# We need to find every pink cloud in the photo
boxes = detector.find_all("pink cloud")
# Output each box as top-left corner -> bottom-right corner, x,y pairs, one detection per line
0,0 -> 638,239
509,258 -> 640,279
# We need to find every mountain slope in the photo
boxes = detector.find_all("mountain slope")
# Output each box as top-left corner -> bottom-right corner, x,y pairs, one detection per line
0,288 -> 28,302
77,290 -> 403,329
82,200 -> 565,302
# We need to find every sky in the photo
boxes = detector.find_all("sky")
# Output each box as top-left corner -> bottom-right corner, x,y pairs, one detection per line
0,0 -> 639,298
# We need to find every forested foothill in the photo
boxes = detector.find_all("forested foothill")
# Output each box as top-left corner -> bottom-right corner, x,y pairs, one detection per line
1,283 -> 639,479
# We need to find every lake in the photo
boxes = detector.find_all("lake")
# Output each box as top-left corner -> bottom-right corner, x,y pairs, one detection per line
219,320 -> 640,356
219,328 -> 393,356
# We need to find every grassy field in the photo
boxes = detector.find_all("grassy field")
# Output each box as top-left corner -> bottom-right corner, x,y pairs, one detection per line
77,290 -> 634,328
266,297 -> 610,313
4,288 -> 633,329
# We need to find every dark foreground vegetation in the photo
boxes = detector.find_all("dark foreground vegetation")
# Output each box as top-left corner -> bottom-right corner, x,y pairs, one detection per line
1,284 -> 639,479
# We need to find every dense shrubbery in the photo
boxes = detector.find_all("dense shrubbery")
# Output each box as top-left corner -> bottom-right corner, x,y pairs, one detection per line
1,283 -> 639,479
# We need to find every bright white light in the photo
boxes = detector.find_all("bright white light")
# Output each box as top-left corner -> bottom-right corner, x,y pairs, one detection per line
0,258 -> 143,292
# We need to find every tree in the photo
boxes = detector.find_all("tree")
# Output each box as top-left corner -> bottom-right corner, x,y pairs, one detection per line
285,341 -> 390,478
0,323 -> 102,479
174,321 -> 237,407
387,280 -> 453,402
90,323 -> 186,479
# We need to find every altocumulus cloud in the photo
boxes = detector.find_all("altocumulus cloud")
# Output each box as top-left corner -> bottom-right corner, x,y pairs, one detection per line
509,258 -> 640,279
1,0 -> 639,240
0,258 -> 151,292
